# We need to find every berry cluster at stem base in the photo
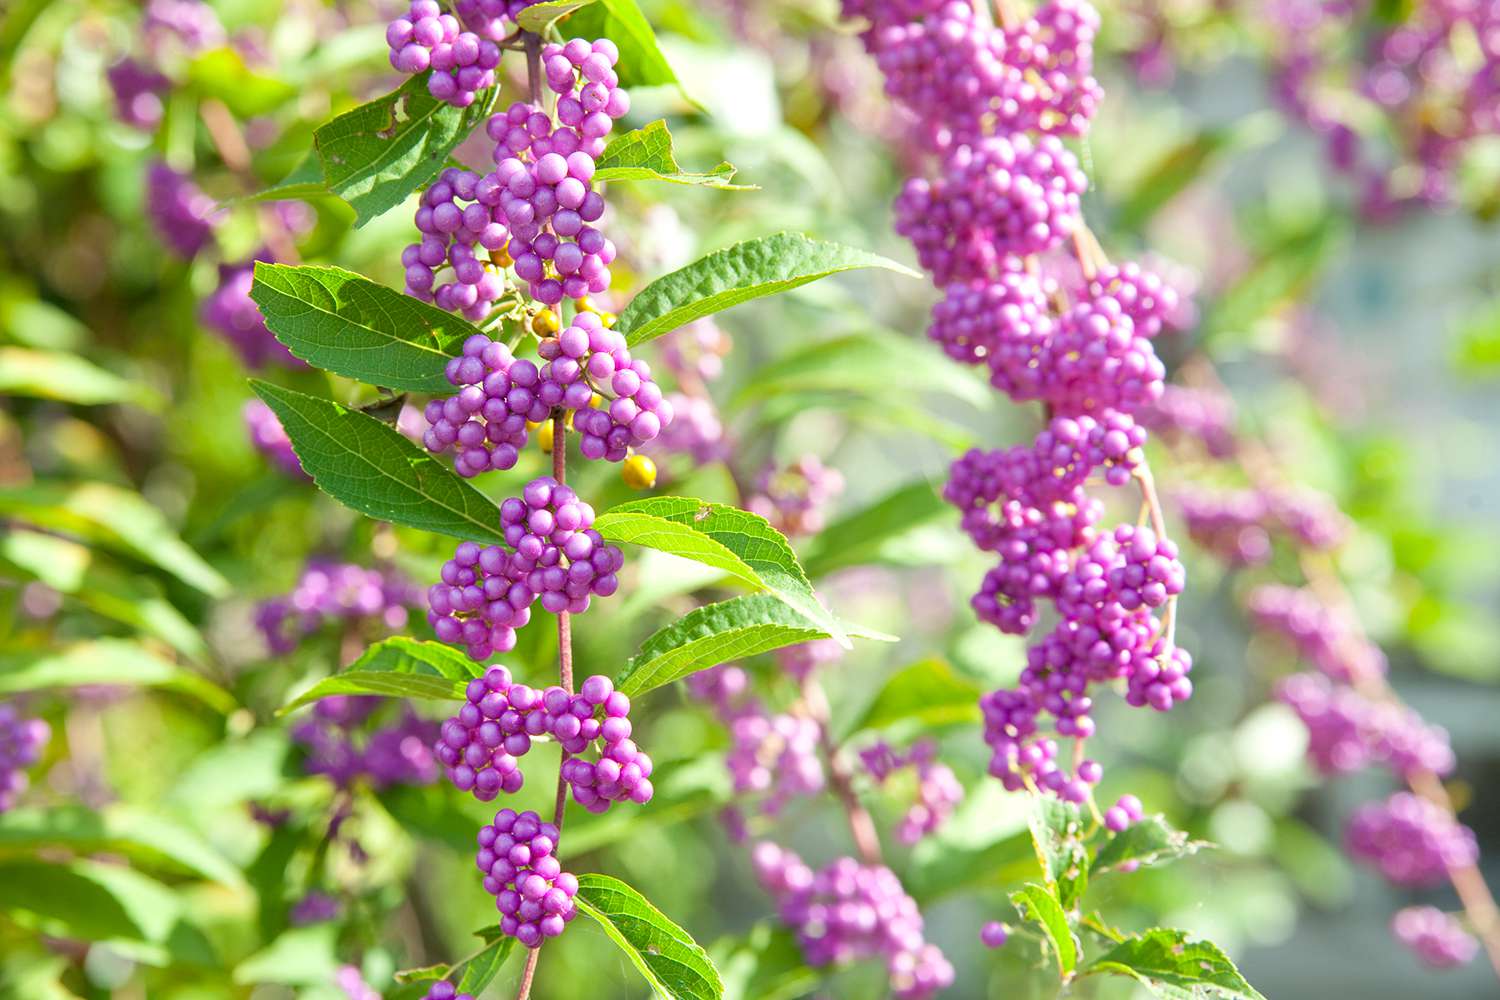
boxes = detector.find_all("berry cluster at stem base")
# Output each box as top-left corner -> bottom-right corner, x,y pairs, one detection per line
477,808 -> 579,947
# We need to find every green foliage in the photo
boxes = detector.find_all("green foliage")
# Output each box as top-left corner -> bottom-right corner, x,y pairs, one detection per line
0,346 -> 160,408
1082,929 -> 1266,999
0,640 -> 234,713
1092,815 -> 1208,873
847,657 -> 981,735
1009,882 -> 1079,978
278,636 -> 482,713
616,593 -> 893,697
0,806 -> 244,887
1028,798 -> 1089,912
314,75 -> 496,226
595,496 -> 848,645
574,874 -> 724,1000
614,233 -> 919,347
251,381 -> 506,544
250,263 -> 483,392
595,121 -> 748,188
800,481 -> 952,578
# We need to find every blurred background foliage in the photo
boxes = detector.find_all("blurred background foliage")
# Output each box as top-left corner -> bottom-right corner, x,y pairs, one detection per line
0,0 -> 1498,998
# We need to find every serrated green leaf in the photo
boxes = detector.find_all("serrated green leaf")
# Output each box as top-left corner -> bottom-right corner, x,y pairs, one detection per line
594,121 -> 749,189
801,481 -> 950,579
616,593 -> 895,697
0,640 -> 234,714
594,496 -> 846,646
516,0 -> 601,33
0,858 -> 217,967
277,636 -> 481,715
1082,928 -> 1265,999
615,233 -> 919,347
457,933 -> 515,993
729,330 -> 989,411
575,874 -> 723,1000
1093,815 -> 1208,873
315,75 -> 495,226
352,636 -> 483,680
1010,882 -> 1078,978
0,482 -> 228,597
557,0 -> 685,94
847,658 -> 981,735
0,806 -> 244,888
250,381 -> 505,544
1028,798 -> 1089,912
250,263 -> 483,392
0,347 -> 160,409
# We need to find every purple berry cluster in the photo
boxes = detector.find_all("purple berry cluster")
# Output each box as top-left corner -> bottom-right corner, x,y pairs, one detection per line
201,254 -> 304,369
106,59 -> 169,130
752,842 -> 954,1000
386,1 -> 501,107
1392,906 -> 1479,969
146,161 -> 220,258
454,0 -> 540,40
1346,792 -> 1479,888
422,334 -> 540,475
1248,584 -> 1387,683
142,0 -> 223,54
859,740 -> 964,845
435,667 -> 653,811
292,698 -> 440,791
290,891 -> 343,926
0,703 -> 49,813
403,169 -> 511,320
776,638 -> 844,681
1277,673 -> 1455,779
1103,793 -> 1144,833
421,981 -> 476,1000
426,477 -> 623,660
255,561 -> 422,656
842,0 -> 1196,809
243,400 -> 307,479
747,455 -> 846,536
335,966 -> 380,1000
476,808 -> 579,947
1141,383 -> 1238,459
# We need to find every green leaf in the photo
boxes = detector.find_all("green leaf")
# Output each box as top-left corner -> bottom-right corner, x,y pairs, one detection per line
615,233 -> 919,347
729,330 -> 990,411
351,636 -> 482,680
457,933 -> 516,993
278,633 -> 484,717
315,75 -> 495,226
250,263 -> 483,392
1453,298 -> 1500,377
559,0 -> 685,94
574,873 -> 723,1000
1028,798 -> 1089,912
250,381 -> 505,544
0,806 -> 244,888
0,640 -> 235,714
713,923 -> 819,1000
1093,815 -> 1208,873
1115,115 -> 1275,232
616,593 -> 895,697
1010,882 -> 1079,978
516,0 -> 601,33
246,150 -> 326,203
1082,929 -> 1266,999
186,47 -> 296,117
233,924 -> 339,985
0,858 -> 217,967
909,828 -> 1034,902
594,496 -> 846,646
1201,217 -> 1344,349
0,482 -> 228,597
801,481 -> 951,579
280,672 -> 468,716
847,658 -> 980,735
0,529 -> 207,661
0,347 -> 160,409
594,121 -> 749,189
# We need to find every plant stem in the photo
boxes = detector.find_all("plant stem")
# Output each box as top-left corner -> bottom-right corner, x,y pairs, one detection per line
803,679 -> 883,866
198,98 -> 301,265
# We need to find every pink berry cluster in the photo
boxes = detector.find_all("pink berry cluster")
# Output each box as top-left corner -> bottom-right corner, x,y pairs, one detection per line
1346,792 -> 1479,888
842,0 -> 1194,809
747,455 -> 846,536
201,254 -> 304,370
0,703 -> 49,813
292,696 -> 440,791
647,318 -> 732,468
436,667 -> 652,810
453,0 -> 539,40
776,638 -> 844,681
1103,793 -> 1144,833
422,334 -> 542,476
1391,906 -> 1480,969
1278,674 -> 1455,779
426,479 -> 622,660
386,1 -> 501,107
1248,584 -> 1387,683
255,560 -> 421,656
859,740 -> 964,845
403,169 -> 511,320
476,808 -> 579,947
243,400 -> 307,479
420,980 -> 475,1000
543,312 -> 673,460
752,842 -> 954,1000
856,0 -> 1101,148
1141,383 -> 1238,459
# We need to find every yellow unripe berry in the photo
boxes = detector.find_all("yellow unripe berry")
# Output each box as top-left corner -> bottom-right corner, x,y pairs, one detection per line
489,244 -> 513,268
600,311 -> 618,328
590,393 -> 604,409
537,420 -> 555,454
576,296 -> 598,314
532,309 -> 560,336
622,453 -> 657,490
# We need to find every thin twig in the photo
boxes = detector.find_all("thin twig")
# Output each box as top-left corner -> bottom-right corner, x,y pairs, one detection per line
199,98 -> 301,264
803,679 -> 883,865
